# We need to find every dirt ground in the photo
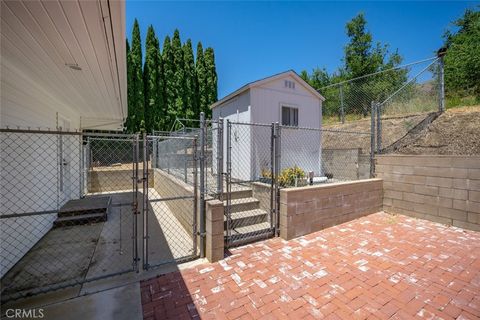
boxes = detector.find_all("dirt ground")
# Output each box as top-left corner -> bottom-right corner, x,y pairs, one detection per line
395,106 -> 480,155
323,106 -> 480,155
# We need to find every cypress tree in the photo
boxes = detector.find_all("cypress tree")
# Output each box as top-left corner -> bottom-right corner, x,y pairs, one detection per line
172,29 -> 185,124
183,39 -> 196,126
204,47 -> 218,118
128,19 -> 144,132
125,39 -> 133,132
143,25 -> 163,133
162,36 -> 176,130
195,42 -> 207,118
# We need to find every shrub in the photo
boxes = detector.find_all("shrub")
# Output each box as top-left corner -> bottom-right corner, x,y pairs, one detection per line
278,166 -> 305,187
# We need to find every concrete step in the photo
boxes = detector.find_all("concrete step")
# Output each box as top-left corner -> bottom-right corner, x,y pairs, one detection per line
53,212 -> 107,228
223,197 -> 260,213
227,188 -> 253,200
58,196 -> 111,218
225,209 -> 268,229
225,222 -> 273,247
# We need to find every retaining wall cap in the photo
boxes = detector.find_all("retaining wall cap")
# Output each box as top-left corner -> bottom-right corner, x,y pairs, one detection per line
281,178 -> 383,193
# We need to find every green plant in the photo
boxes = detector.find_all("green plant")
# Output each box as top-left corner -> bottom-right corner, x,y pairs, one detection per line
278,166 -> 305,187
261,168 -> 272,179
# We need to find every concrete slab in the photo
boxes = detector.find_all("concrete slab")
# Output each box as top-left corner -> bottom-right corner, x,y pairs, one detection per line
39,283 -> 142,320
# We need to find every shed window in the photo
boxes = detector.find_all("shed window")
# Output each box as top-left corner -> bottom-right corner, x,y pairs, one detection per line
282,106 -> 298,126
284,80 -> 295,89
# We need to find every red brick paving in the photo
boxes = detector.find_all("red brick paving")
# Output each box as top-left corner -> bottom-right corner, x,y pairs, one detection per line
141,212 -> 480,319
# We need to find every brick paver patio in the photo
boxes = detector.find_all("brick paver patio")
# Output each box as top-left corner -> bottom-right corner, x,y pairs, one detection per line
141,212 -> 480,319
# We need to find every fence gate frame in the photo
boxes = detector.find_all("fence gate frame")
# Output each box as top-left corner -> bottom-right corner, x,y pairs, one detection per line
83,132 -> 141,273
142,133 -> 199,270
224,120 -> 279,248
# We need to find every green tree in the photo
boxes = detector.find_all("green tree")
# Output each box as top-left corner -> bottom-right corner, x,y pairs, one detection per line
443,8 -> 480,99
126,19 -> 144,132
183,39 -> 197,126
125,39 -> 133,131
162,35 -> 176,130
196,42 -> 207,118
172,30 -> 186,124
343,13 -> 406,115
143,25 -> 164,132
204,47 -> 218,118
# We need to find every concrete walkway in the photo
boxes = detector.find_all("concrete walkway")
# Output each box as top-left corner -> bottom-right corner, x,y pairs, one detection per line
141,212 -> 480,319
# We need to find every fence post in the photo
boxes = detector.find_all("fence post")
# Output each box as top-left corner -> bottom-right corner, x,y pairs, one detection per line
438,53 -> 446,113
133,134 -> 139,272
192,137 -> 198,256
199,112 -> 206,258
274,122 -> 281,235
376,102 -> 382,153
225,119 -> 232,246
270,123 -> 275,232
340,84 -> 345,124
142,132 -> 149,270
370,102 -> 376,178
216,118 -> 224,200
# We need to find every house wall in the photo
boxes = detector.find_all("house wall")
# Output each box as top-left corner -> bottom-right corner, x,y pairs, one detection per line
376,155 -> 480,231
212,90 -> 252,181
1,132 -> 82,277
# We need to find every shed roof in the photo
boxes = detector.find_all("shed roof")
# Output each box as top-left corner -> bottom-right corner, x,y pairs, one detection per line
210,70 -> 325,109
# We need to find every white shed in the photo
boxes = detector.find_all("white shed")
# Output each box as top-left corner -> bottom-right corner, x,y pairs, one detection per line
211,70 -> 326,181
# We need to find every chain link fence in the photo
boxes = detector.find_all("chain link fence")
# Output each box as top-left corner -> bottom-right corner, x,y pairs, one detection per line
225,122 -> 275,247
318,57 -> 442,126
279,126 -> 372,187
0,130 -> 138,302
145,135 -> 199,269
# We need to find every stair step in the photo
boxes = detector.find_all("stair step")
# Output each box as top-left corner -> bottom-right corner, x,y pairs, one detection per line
53,212 -> 107,228
224,209 -> 268,229
225,222 -> 273,247
58,196 -> 111,217
223,197 -> 260,213
227,189 -> 253,200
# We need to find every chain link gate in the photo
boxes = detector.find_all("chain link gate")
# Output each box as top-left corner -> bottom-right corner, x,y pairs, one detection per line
0,130 -> 140,302
224,121 -> 279,247
142,133 -> 199,269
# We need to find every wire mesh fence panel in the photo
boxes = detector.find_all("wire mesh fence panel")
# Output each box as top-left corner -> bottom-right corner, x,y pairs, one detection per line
144,135 -> 198,268
318,57 -> 441,127
225,122 -> 275,248
279,126 -> 372,187
0,130 -> 138,302
377,59 -> 442,153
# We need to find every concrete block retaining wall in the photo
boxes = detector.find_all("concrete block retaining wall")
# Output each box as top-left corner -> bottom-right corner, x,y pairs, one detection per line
376,155 -> 480,231
88,169 -> 153,193
153,169 -> 195,237
279,178 -> 383,240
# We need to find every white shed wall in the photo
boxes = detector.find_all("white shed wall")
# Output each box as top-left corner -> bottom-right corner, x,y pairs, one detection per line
212,91 -> 252,181
250,77 -> 323,176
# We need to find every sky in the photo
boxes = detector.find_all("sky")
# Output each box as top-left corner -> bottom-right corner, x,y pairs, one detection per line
126,1 -> 478,99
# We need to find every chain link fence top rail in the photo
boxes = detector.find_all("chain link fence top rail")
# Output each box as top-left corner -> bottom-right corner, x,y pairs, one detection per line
1,130 -> 138,301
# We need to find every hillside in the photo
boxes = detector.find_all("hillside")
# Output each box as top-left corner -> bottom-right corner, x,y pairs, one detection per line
323,106 -> 480,155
